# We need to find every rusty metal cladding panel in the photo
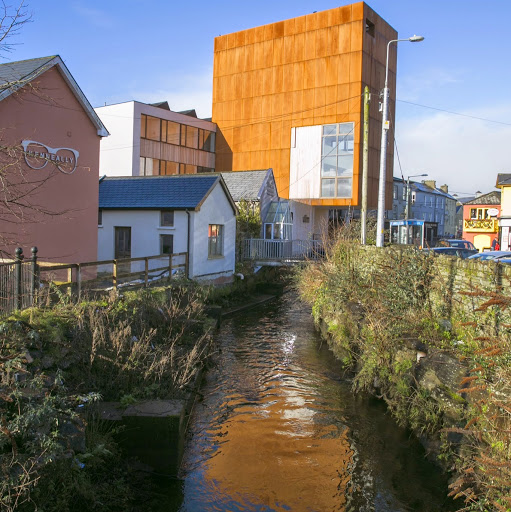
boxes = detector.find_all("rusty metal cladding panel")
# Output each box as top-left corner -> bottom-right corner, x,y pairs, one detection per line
212,1 -> 397,207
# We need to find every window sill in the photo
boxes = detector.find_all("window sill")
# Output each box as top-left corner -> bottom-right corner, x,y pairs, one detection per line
158,226 -> 175,230
208,255 -> 224,260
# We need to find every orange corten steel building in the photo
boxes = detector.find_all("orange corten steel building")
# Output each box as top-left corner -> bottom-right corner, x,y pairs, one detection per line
212,2 -> 397,211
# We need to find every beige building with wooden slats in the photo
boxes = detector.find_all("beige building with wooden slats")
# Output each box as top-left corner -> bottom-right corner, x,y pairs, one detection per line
96,101 -> 216,177
212,2 -> 397,232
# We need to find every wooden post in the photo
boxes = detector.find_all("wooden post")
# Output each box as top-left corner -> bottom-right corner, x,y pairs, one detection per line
14,247 -> 23,311
112,260 -> 118,289
77,264 -> 82,301
168,254 -> 172,282
67,267 -> 73,298
144,258 -> 149,287
361,85 -> 370,245
31,247 -> 38,307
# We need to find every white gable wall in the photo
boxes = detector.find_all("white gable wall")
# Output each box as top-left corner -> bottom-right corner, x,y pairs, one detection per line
259,172 -> 279,234
190,183 -> 236,280
95,102 -> 137,176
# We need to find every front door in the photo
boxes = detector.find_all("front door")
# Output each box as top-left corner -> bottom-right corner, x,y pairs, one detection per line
114,227 -> 131,259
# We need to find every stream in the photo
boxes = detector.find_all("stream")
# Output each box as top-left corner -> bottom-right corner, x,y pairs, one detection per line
169,293 -> 455,511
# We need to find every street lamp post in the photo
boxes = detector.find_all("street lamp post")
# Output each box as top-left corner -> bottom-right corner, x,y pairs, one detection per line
405,173 -> 428,243
376,35 -> 425,248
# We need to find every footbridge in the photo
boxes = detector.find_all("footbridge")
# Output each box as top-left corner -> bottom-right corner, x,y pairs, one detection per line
242,239 -> 324,266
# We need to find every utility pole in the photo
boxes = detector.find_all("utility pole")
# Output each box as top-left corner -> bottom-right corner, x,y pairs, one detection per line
361,86 -> 370,245
405,177 -> 410,244
376,35 -> 425,248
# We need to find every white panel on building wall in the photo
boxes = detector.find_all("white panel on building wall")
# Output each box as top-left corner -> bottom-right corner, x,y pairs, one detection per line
289,125 -> 322,200
290,201 -> 316,240
95,102 -> 136,177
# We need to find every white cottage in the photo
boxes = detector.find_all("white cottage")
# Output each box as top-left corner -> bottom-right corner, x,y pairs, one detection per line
98,175 -> 237,283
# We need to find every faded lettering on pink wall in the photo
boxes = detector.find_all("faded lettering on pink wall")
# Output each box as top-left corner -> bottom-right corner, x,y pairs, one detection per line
21,140 -> 79,174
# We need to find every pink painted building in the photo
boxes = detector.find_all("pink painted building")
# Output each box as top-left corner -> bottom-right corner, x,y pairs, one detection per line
461,190 -> 501,252
0,56 -> 108,262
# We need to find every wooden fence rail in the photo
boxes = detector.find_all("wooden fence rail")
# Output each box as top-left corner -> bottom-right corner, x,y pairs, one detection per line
0,249 -> 189,316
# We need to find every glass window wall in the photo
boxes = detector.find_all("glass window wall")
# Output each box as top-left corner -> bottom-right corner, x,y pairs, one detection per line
320,122 -> 354,198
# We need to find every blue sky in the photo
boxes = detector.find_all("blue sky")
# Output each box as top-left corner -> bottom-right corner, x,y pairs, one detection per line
6,0 -> 511,196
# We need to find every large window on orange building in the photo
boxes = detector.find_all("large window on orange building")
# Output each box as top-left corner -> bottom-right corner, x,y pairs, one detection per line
320,123 -> 354,198
470,208 -> 490,220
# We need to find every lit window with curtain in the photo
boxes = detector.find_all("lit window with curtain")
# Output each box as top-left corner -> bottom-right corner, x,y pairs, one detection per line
208,224 -> 224,257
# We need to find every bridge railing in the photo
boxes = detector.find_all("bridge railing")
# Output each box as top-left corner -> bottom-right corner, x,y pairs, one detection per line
243,239 -> 324,261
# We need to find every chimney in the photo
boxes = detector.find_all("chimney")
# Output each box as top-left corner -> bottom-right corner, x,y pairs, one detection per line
422,180 -> 437,190
440,184 -> 448,193
475,190 -> 482,198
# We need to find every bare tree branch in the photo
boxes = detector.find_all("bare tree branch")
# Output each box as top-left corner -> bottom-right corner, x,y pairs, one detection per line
0,1 -> 30,55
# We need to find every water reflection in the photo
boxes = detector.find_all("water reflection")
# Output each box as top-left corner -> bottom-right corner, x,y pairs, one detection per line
178,294 -> 454,512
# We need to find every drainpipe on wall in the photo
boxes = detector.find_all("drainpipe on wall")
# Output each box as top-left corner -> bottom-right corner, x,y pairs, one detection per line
186,210 -> 191,279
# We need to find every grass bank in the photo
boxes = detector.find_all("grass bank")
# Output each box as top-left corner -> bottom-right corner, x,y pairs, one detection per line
295,233 -> 511,512
0,282 -> 213,511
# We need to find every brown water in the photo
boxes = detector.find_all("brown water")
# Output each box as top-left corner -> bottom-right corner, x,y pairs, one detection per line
176,293 -> 456,512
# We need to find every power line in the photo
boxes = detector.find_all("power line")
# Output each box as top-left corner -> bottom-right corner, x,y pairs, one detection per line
397,99 -> 511,127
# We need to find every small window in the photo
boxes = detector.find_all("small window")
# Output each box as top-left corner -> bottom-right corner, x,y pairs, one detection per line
167,121 -> 180,145
161,161 -> 179,175
160,210 -> 174,227
146,116 -> 161,141
365,19 -> 375,37
470,208 -> 477,219
140,114 -> 147,138
160,234 -> 173,255
98,209 -> 103,225
208,224 -> 224,257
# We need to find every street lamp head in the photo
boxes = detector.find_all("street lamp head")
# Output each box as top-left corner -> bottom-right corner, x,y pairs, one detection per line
408,35 -> 424,42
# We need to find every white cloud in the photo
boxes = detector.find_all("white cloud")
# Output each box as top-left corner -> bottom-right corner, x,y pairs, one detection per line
71,3 -> 114,29
395,103 -> 511,195
398,67 -> 464,103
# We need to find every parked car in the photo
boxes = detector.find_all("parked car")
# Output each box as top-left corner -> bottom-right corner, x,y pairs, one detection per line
436,239 -> 476,250
423,247 -> 478,259
467,251 -> 511,261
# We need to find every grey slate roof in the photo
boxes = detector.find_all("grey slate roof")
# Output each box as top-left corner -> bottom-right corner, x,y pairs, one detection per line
464,190 -> 501,206
99,175 -> 226,210
218,170 -> 272,201
0,55 -> 56,91
393,177 -> 456,200
496,174 -> 511,187
0,55 -> 108,137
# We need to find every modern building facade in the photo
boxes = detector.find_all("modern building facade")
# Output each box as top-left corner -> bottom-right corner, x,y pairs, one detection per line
0,55 -> 108,262
95,101 -> 217,177
212,2 -> 397,237
462,191 -> 501,252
